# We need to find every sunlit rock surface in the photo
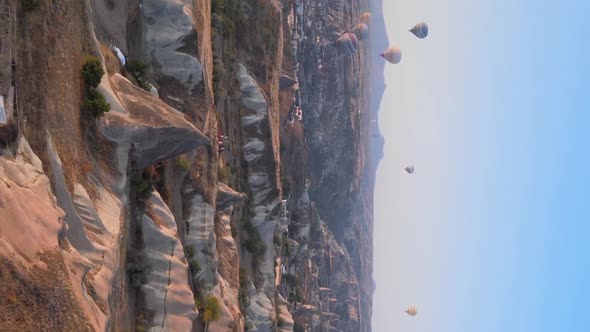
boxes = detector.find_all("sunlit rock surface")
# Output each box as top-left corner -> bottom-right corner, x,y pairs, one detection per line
239,63 -> 291,331
141,192 -> 198,331
100,74 -> 209,170
132,0 -> 204,112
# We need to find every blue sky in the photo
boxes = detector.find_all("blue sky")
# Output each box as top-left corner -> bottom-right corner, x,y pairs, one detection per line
373,0 -> 590,331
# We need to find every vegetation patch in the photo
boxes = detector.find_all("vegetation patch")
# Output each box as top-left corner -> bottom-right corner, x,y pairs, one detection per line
210,0 -> 244,102
0,122 -> 19,149
294,288 -> 304,303
199,295 -> 222,330
81,57 -> 110,118
236,1 -> 280,83
126,60 -> 152,92
230,221 -> 238,238
238,268 -> 250,309
184,245 -> 195,259
84,90 -> 110,118
211,0 -> 224,15
189,260 -> 201,277
151,162 -> 167,200
283,234 -> 291,256
211,0 -> 246,39
175,155 -> 191,171
22,0 -> 42,12
135,310 -> 148,332
131,170 -> 155,202
127,244 -> 149,288
283,273 -> 299,289
212,61 -> 226,100
242,220 -> 266,257
82,57 -> 104,88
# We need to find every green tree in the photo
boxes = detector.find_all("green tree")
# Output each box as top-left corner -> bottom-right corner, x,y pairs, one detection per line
84,90 -> 110,118
126,60 -> 151,91
184,245 -> 195,259
189,260 -> 201,276
201,296 -> 222,331
81,56 -> 104,88
126,60 -> 148,75
175,155 -> 191,170
22,0 -> 42,12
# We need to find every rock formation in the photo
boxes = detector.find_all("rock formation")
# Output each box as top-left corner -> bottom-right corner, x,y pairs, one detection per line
0,0 -> 387,330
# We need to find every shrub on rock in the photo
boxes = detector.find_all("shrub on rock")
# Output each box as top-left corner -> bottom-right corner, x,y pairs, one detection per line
22,0 -> 42,12
0,122 -> 19,148
82,56 -> 104,88
126,60 -> 151,91
84,90 -> 110,118
201,296 -> 222,324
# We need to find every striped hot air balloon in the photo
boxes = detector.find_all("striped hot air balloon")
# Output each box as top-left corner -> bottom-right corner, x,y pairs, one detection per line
353,23 -> 369,40
405,306 -> 417,317
380,47 -> 402,64
334,32 -> 359,55
360,12 -> 371,25
410,22 -> 429,39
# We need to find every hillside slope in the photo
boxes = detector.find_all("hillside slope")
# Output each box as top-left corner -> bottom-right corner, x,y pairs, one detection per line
0,0 -> 387,330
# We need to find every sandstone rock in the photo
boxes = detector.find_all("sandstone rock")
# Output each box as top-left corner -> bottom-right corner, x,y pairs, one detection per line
276,294 -> 295,332
181,185 -> 244,330
0,137 -> 64,261
141,191 -> 198,331
216,182 -> 247,212
100,74 -> 209,170
133,0 -> 204,112
239,64 -> 283,331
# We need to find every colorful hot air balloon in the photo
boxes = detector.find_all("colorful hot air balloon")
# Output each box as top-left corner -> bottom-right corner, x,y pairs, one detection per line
410,22 -> 429,39
380,47 -> 402,64
353,23 -> 369,40
405,306 -> 417,317
404,165 -> 415,174
360,12 -> 371,25
334,32 -> 359,55
330,30 -> 343,42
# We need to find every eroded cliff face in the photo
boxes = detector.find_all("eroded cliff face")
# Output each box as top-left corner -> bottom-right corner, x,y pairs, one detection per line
129,0 -> 205,117
237,63 -> 284,331
0,138 -> 92,331
141,191 -> 198,331
0,0 -> 385,330
2,0 -> 213,330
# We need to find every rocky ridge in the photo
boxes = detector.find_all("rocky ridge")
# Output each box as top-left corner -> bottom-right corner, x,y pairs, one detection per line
0,0 -> 386,330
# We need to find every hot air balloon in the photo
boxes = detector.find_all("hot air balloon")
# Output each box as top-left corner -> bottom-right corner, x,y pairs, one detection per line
334,32 -> 359,55
360,12 -> 371,25
405,306 -> 417,317
410,22 -> 429,39
329,30 -> 343,42
380,47 -> 402,64
353,23 -> 369,40
404,165 -> 414,174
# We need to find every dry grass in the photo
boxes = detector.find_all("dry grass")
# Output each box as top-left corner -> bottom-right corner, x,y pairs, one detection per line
0,251 -> 92,331
17,0 -> 96,194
